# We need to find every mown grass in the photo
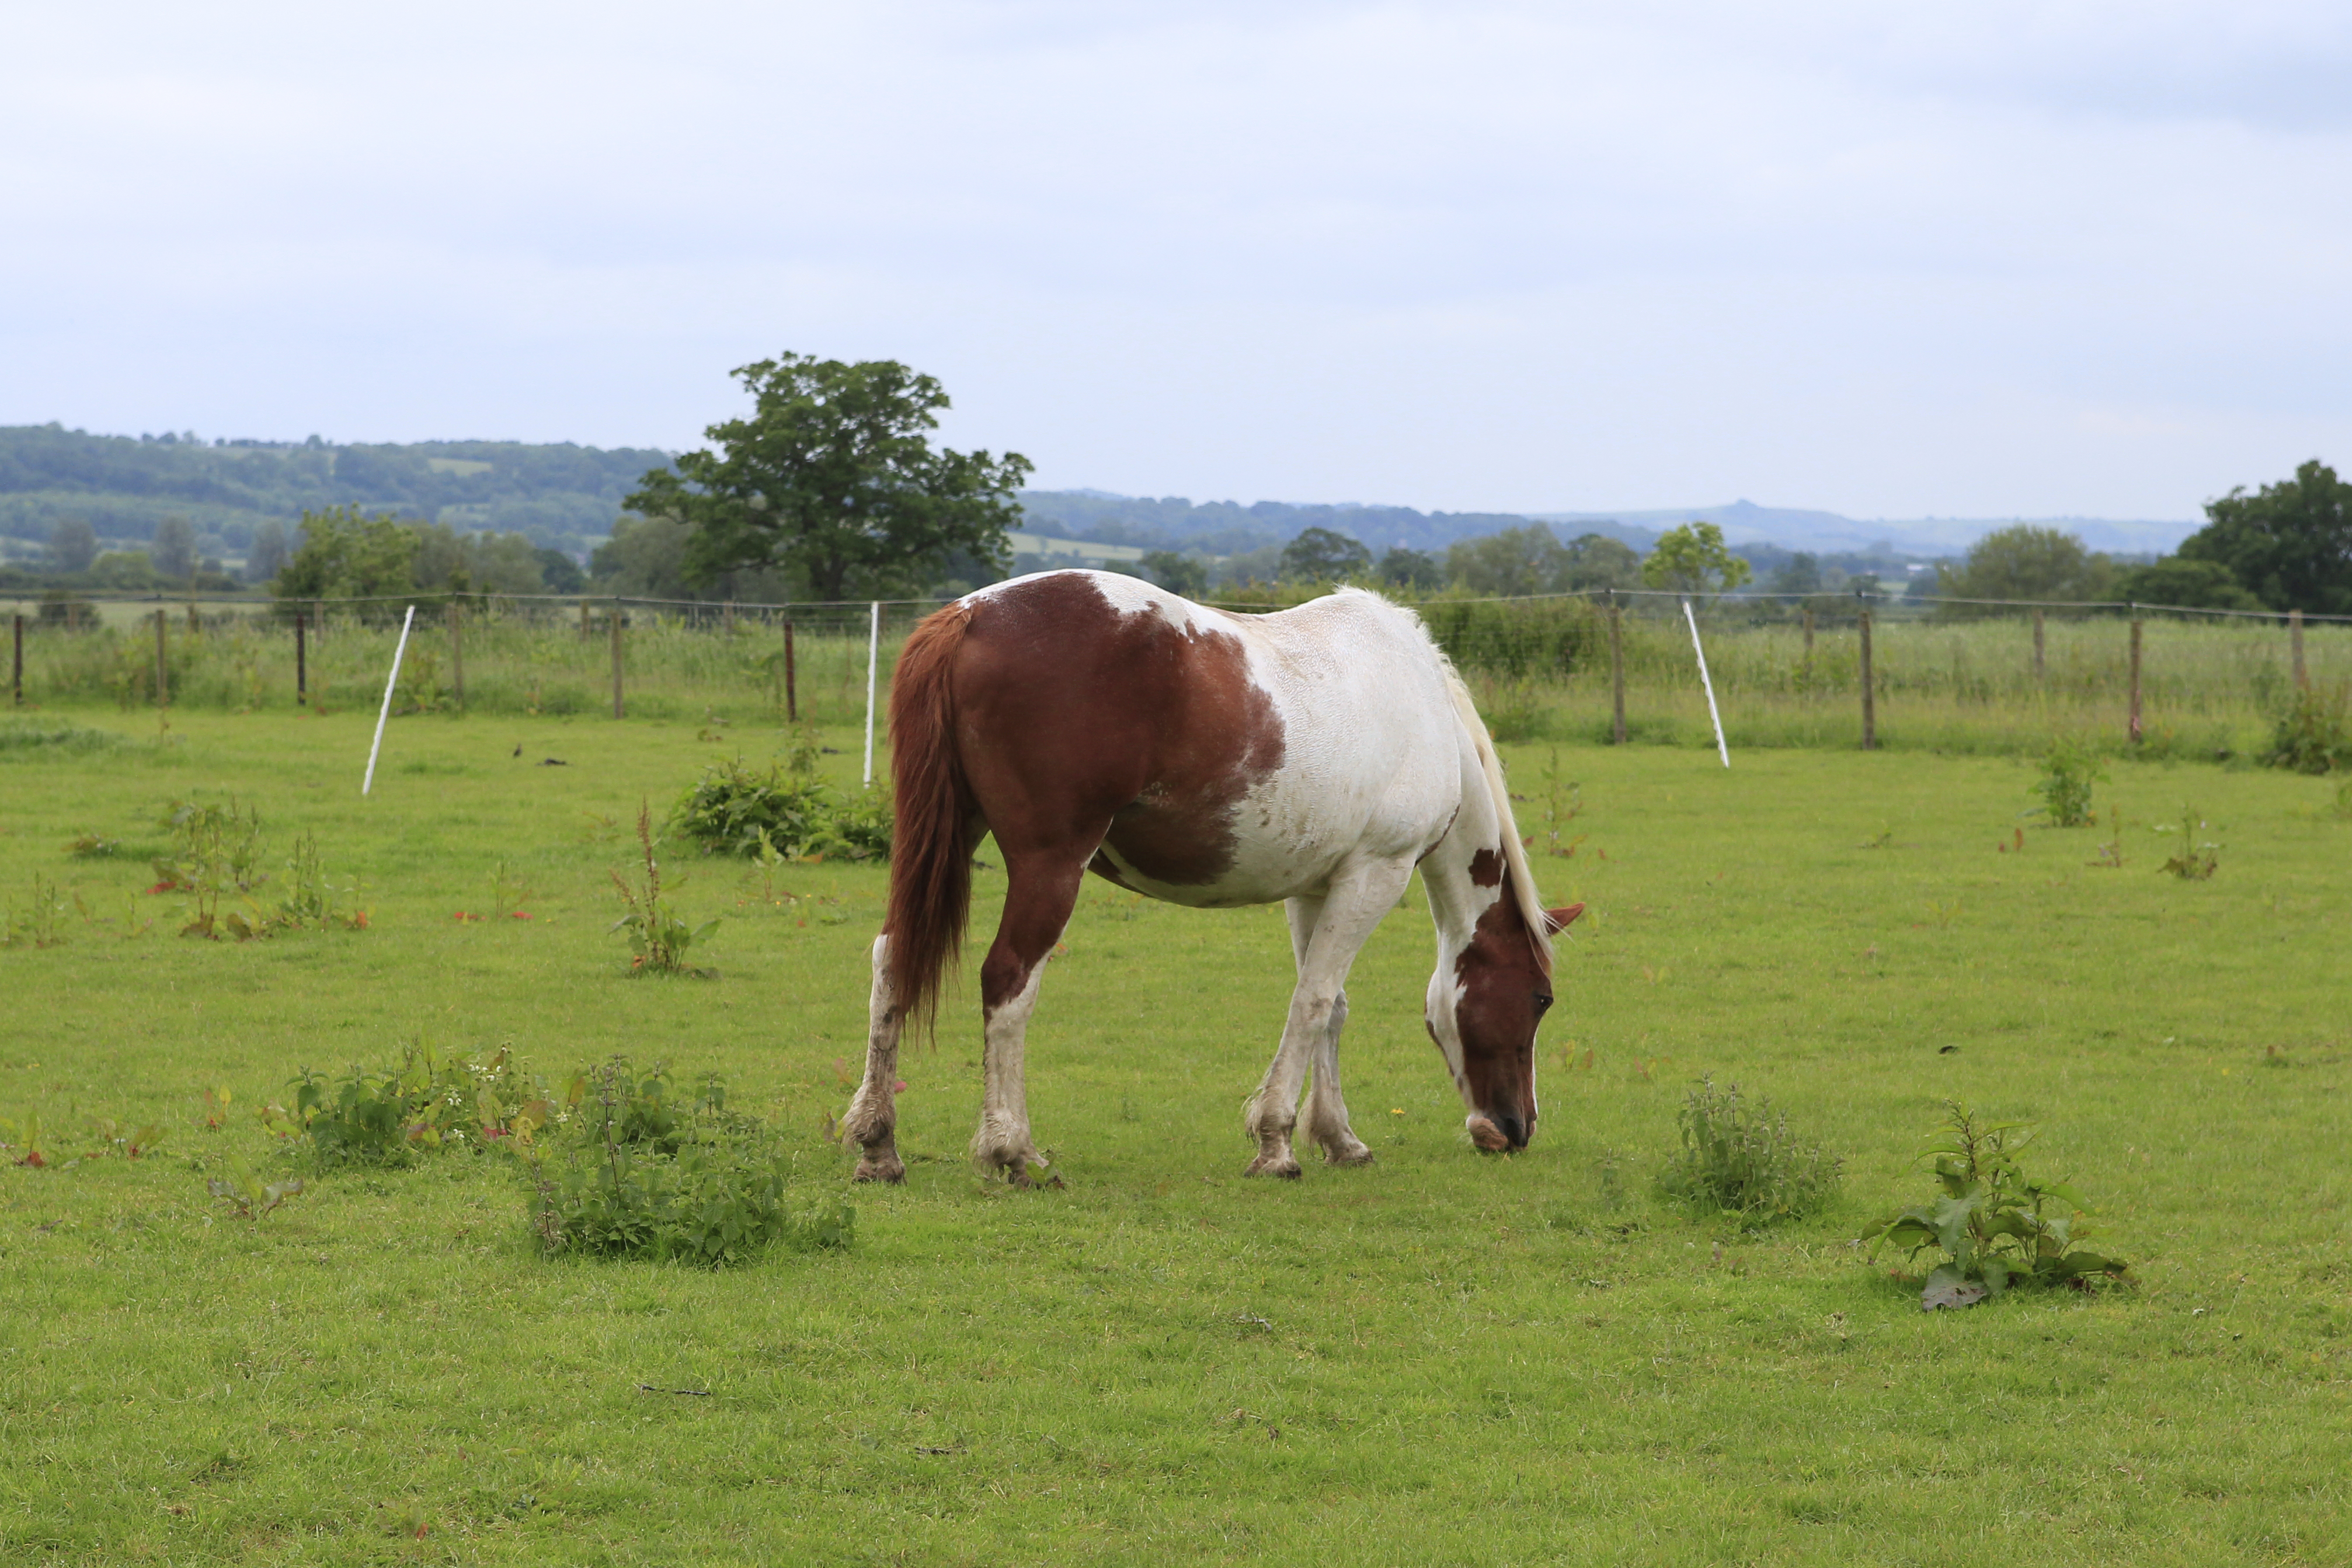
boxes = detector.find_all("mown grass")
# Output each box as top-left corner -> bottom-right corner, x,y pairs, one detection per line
2,706 -> 2348,1564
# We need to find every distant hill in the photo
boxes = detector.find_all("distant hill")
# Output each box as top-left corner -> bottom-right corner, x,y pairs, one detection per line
0,424 -> 672,560
1013,491 -> 1578,557
1020,489 -> 2200,568
1530,500 -> 2197,561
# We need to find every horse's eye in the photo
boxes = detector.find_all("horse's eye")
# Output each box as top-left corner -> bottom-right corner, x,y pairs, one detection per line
1532,991 -> 1554,1016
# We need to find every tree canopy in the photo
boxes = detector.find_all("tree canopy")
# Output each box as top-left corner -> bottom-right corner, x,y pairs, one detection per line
1139,550 -> 1210,597
2113,556 -> 2261,612
1641,522 -> 1752,597
2176,459 -> 2352,615
625,356 -> 1031,602
1932,525 -> 2111,614
1278,527 -> 1373,583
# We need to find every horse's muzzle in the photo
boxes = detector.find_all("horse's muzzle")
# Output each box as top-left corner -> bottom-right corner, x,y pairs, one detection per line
1466,1112 -> 1532,1152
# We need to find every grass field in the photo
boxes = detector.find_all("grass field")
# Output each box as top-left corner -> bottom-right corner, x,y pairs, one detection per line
2,705 -> 2349,1564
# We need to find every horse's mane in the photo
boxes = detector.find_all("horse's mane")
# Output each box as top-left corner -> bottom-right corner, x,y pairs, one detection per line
1329,590 -> 1556,977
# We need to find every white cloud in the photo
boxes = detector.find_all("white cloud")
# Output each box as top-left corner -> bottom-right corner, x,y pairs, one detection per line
2,0 -> 2348,518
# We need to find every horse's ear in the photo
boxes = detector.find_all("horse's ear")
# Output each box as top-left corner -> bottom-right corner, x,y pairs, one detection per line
1543,903 -> 1585,935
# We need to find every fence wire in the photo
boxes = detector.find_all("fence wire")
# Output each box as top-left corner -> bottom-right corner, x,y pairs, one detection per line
2,584 -> 2345,758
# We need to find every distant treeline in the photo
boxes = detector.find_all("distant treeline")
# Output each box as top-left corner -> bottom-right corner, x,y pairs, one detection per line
1012,490 -> 1625,559
0,424 -> 673,557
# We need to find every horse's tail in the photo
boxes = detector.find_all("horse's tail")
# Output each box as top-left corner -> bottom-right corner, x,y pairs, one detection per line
885,601 -> 977,1038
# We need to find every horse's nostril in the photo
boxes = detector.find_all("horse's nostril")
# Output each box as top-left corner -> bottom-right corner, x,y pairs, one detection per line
1496,1114 -> 1525,1148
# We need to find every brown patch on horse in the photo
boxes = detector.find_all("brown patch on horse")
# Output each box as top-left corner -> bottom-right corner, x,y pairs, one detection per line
1467,846 -> 1504,887
1086,849 -> 1139,891
954,574 -> 1286,890
1450,874 -> 1549,1149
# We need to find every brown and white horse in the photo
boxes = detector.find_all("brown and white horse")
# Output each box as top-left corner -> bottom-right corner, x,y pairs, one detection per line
840,569 -> 1579,1183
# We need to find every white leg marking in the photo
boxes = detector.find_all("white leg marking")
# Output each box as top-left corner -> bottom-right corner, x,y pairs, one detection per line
1246,866 -> 1411,1176
973,955 -> 1052,1180
842,934 -> 906,1183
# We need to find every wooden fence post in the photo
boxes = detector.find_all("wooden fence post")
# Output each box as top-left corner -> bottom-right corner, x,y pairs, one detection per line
1801,604 -> 1815,665
11,614 -> 21,706
295,612 -> 308,705
2128,608 -> 2143,744
784,619 -> 798,723
2032,608 -> 2045,680
154,608 -> 168,708
448,601 -> 465,709
610,605 -> 625,719
1608,591 -> 1626,745
723,600 -> 735,637
1857,602 -> 1876,751
2291,608 -> 2306,689
580,598 -> 592,640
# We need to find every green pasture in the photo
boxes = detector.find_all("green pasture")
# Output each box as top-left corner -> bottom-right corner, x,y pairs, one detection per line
2,705 -> 2348,1564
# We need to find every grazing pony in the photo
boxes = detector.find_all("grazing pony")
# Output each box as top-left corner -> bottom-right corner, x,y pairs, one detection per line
840,570 -> 1579,1183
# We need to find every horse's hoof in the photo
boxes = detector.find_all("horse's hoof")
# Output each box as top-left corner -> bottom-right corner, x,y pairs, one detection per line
1243,1154 -> 1303,1179
1323,1144 -> 1375,1168
852,1154 -> 906,1183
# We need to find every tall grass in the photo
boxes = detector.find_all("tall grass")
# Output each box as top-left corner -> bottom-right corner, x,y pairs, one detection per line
4,592 -> 2343,758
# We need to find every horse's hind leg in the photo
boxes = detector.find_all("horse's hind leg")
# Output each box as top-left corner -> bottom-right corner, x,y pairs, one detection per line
972,851 -> 1086,1183
842,935 -> 906,1183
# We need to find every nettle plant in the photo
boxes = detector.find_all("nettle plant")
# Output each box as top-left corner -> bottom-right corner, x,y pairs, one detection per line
2029,740 -> 2105,828
528,1057 -> 853,1267
670,742 -> 893,864
1861,1102 -> 2128,1310
1655,1076 -> 1842,1222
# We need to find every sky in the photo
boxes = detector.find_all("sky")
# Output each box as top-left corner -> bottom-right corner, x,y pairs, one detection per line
4,1 -> 2350,525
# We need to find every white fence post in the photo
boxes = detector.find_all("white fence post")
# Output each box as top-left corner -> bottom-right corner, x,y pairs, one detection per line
862,601 -> 881,788
1683,596 -> 1729,769
363,605 -> 417,796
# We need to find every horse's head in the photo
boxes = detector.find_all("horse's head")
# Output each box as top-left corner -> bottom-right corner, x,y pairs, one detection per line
1428,898 -> 1582,1152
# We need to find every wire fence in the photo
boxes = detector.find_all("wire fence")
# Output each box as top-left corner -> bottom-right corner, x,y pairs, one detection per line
3,584 -> 2346,761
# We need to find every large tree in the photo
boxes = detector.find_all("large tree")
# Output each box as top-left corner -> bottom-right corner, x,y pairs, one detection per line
626,355 -> 1031,602
2176,459 -> 2352,614
1278,526 -> 1372,583
270,506 -> 420,620
1932,524 -> 2111,615
1641,522 -> 1753,597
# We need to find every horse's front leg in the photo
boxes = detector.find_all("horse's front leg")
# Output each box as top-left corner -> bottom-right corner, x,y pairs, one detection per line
841,934 -> 906,1183
1245,866 -> 1410,1177
1280,896 -> 1373,1168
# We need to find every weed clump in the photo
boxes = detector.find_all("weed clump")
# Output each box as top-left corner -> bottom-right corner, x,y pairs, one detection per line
671,747 -> 892,863
2,873 -> 69,949
2264,685 -> 2350,775
2156,806 -> 2220,880
612,801 -> 718,976
528,1058 -> 851,1266
1655,1077 -> 1842,1222
266,1041 -> 547,1166
152,799 -> 364,939
2029,739 -> 2104,827
1860,1102 -> 2128,1309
